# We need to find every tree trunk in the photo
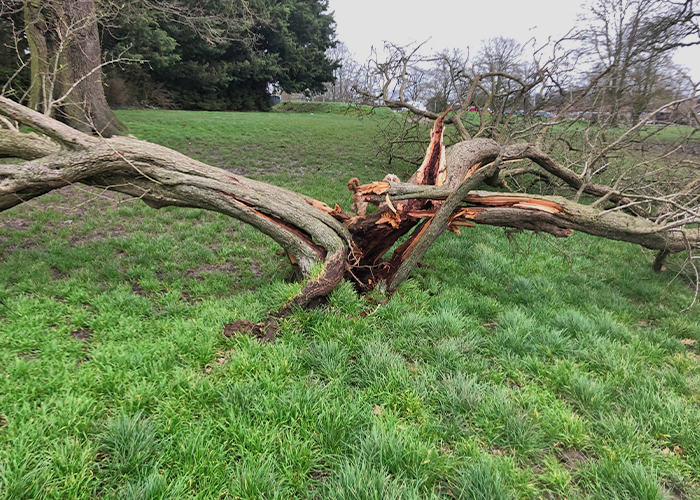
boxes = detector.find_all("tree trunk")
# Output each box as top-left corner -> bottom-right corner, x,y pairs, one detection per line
25,0 -> 50,112
24,0 -> 127,137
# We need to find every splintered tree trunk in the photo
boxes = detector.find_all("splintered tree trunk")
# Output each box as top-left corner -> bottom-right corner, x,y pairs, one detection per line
24,0 -> 127,137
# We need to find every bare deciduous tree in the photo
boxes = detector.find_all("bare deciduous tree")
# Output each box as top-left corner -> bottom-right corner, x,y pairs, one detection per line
319,42 -> 363,103
351,29 -> 700,302
576,0 -> 700,123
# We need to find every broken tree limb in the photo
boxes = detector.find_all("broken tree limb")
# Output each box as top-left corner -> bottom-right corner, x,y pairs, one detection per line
387,155 -> 505,290
502,143 -> 650,217
361,187 -> 699,254
0,128 -> 61,160
0,97 -> 349,295
0,96 -> 100,150
461,191 -> 699,253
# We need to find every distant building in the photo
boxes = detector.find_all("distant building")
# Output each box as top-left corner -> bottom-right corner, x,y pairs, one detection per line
280,91 -> 309,102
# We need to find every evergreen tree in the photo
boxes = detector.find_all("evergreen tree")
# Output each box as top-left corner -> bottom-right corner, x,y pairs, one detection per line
102,0 -> 338,110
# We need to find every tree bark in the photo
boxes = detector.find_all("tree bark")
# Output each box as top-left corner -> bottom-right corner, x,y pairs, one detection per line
25,0 -> 50,112
24,0 -> 127,137
0,127 -> 60,160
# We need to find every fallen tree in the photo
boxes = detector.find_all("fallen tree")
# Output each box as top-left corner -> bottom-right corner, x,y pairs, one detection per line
2,97 -> 699,309
2,0 -> 699,311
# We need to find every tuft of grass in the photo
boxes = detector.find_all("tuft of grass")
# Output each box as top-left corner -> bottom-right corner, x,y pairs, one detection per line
98,412 -> 160,477
439,372 -> 484,415
226,459 -> 290,500
305,340 -> 352,382
449,459 -> 514,500
356,420 -> 445,490
579,459 -> 664,500
325,460 -> 426,500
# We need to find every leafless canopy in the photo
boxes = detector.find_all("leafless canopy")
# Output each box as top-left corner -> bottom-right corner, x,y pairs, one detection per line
347,3 -> 700,301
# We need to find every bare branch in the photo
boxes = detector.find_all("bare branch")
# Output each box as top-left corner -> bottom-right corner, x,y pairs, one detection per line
0,96 -> 98,149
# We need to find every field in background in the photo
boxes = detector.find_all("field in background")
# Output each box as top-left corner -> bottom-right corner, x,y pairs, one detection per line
0,106 -> 699,499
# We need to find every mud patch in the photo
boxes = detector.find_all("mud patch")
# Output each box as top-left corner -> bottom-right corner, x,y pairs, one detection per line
0,241 -> 45,259
223,319 -> 277,343
50,266 -> 67,280
70,328 -> 92,341
249,261 -> 265,279
0,218 -> 34,231
309,468 -> 331,485
659,484 -> 684,500
180,291 -> 203,303
558,449 -> 588,471
638,319 -> 659,329
130,282 -> 156,297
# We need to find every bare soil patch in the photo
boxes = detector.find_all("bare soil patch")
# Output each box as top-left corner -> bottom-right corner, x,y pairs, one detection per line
0,239 -> 44,257
222,319 -> 277,343
0,217 -> 34,231
50,266 -> 67,280
70,328 -> 92,341
558,449 -> 588,471
130,282 -> 155,297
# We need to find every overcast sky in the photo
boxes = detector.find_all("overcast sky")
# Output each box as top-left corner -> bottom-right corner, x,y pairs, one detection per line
325,0 -> 700,80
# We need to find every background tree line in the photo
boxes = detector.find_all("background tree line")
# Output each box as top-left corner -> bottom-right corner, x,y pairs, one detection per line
3,0 -> 697,119
0,0 -> 338,112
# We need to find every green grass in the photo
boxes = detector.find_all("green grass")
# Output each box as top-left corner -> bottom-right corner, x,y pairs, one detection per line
117,108 -> 412,205
271,101 -> 395,118
0,110 -> 699,499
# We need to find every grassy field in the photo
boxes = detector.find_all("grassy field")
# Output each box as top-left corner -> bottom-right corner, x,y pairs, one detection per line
1,105 -> 699,499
